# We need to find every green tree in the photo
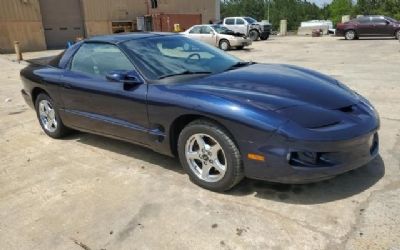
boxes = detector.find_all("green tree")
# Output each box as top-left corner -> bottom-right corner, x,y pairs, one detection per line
328,0 -> 353,24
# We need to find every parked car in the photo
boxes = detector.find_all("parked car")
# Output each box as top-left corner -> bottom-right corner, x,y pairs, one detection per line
222,16 -> 271,41
20,33 -> 379,191
183,24 -> 252,50
336,15 -> 400,40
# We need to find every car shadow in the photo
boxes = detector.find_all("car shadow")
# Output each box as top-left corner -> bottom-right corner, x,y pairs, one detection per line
228,155 -> 385,204
337,37 -> 396,41
64,132 -> 185,175
63,132 -> 384,204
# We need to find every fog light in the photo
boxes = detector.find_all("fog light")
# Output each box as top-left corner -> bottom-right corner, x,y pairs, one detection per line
289,152 -> 321,166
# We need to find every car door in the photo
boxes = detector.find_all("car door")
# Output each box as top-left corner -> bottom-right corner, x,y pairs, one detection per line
200,26 -> 217,46
371,17 -> 393,36
187,26 -> 203,41
224,18 -> 237,32
59,42 -> 150,144
356,17 -> 373,36
235,18 -> 248,35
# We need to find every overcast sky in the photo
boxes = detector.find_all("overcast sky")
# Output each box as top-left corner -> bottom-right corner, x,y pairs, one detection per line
309,0 -> 332,7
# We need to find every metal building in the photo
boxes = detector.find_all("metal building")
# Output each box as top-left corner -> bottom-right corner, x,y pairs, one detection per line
0,0 -> 220,53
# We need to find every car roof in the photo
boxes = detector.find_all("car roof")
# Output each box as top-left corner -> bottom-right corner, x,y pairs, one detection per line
86,32 -> 178,44
357,15 -> 384,18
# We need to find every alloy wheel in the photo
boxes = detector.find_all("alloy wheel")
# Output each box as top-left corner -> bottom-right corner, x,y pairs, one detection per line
38,99 -> 57,133
345,30 -> 355,40
220,41 -> 229,51
185,133 -> 227,182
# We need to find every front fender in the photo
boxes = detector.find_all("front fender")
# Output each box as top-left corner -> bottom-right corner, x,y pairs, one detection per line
147,84 -> 287,156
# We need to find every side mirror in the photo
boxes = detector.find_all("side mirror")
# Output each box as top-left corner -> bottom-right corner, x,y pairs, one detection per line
106,70 -> 142,90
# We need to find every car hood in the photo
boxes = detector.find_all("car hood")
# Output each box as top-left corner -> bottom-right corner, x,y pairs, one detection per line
186,63 -> 358,111
255,21 -> 271,26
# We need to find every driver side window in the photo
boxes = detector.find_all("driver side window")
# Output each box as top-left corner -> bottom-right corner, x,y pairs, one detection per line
201,26 -> 213,34
70,43 -> 133,77
236,18 -> 245,25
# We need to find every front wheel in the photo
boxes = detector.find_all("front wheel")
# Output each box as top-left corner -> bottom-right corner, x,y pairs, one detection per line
35,93 -> 70,138
260,33 -> 270,40
219,39 -> 230,51
249,30 -> 260,41
178,120 -> 244,192
345,30 -> 356,40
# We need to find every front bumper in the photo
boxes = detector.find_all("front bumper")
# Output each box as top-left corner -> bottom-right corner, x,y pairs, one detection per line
335,29 -> 345,37
229,38 -> 252,47
243,131 -> 379,184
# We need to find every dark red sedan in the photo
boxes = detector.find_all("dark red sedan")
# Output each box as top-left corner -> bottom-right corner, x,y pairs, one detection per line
336,15 -> 400,40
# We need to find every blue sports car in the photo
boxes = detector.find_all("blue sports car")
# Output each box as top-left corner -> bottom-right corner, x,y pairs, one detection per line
20,33 -> 379,191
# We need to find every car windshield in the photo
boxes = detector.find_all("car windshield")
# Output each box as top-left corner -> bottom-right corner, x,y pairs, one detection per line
122,35 -> 243,80
244,17 -> 257,24
211,25 -> 232,34
385,16 -> 398,22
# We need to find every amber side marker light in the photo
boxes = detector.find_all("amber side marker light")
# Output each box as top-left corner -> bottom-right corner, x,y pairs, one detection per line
247,153 -> 265,162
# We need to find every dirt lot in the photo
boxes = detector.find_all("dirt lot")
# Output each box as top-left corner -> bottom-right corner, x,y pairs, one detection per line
0,36 -> 399,250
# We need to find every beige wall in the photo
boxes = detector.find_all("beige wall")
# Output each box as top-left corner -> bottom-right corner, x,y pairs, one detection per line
149,0 -> 219,23
82,0 -> 219,36
0,0 -> 220,52
0,0 -> 46,53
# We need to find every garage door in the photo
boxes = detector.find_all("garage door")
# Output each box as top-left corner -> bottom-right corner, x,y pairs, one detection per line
39,0 -> 84,49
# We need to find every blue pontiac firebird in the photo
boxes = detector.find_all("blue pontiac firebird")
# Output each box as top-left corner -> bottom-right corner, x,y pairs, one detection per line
20,33 -> 379,191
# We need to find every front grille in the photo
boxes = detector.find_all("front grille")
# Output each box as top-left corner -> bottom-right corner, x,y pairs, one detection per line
263,25 -> 271,31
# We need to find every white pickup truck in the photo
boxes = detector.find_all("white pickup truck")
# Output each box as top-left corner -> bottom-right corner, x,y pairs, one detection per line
222,17 -> 271,41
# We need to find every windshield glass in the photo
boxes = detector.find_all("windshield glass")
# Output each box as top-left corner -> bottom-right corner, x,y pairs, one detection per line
386,16 -> 398,22
122,35 -> 242,80
212,25 -> 232,34
244,17 -> 257,24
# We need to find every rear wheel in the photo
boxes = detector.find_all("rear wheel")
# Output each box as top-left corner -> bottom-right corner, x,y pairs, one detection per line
35,93 -> 69,138
249,30 -> 260,41
178,120 -> 244,192
345,30 -> 356,40
395,30 -> 400,40
219,39 -> 230,51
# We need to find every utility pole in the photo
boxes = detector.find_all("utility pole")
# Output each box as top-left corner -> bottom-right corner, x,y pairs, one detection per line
267,0 -> 270,22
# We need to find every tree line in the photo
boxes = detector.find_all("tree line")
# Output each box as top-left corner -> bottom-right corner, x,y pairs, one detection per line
220,0 -> 400,30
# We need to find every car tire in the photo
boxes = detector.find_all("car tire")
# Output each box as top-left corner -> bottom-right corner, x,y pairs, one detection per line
178,119 -> 244,192
395,30 -> 400,40
219,39 -> 230,51
344,30 -> 356,40
260,34 -> 270,40
249,30 -> 259,41
35,93 -> 70,139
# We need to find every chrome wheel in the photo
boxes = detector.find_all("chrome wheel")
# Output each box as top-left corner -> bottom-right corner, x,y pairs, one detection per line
38,100 -> 57,133
345,30 -> 355,40
185,133 -> 227,182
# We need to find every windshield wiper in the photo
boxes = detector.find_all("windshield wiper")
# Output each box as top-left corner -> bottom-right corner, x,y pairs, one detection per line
159,70 -> 212,79
225,61 -> 256,71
